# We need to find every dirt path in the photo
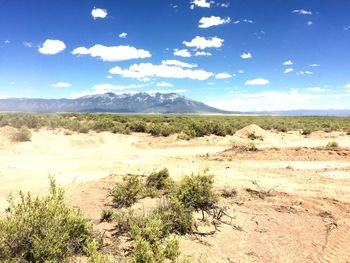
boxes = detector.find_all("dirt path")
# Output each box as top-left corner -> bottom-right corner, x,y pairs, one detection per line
1,127 -> 350,262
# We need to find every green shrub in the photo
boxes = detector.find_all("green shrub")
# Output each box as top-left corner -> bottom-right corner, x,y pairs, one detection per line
247,132 -> 263,141
176,174 -> 218,212
112,174 -> 143,208
128,215 -> 181,263
326,141 -> 339,148
100,209 -> 114,222
0,177 -> 95,262
221,187 -> 237,198
11,126 -> 32,142
155,197 -> 193,235
146,168 -> 173,191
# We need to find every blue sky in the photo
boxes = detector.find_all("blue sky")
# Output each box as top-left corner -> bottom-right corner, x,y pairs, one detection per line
1,0 -> 350,111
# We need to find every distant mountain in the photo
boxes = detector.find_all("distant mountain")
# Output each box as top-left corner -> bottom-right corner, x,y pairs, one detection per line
0,92 -> 232,114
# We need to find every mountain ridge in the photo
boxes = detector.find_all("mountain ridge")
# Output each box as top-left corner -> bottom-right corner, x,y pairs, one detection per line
0,92 -> 232,114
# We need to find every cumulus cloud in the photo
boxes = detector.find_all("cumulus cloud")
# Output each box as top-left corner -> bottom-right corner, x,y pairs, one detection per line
195,51 -> 212,56
245,78 -> 269,86
346,83 -> 350,88
238,70 -> 244,74
51,82 -> 72,88
91,7 -> 108,19
215,73 -> 232,79
284,68 -> 294,74
221,3 -> 230,8
173,49 -> 191,57
292,9 -> 312,15
72,45 -> 151,62
161,59 -> 197,68
307,21 -> 313,26
4,40 -> 10,44
38,39 -> 66,55
198,16 -> 231,28
190,0 -> 212,9
106,75 -> 113,79
157,82 -> 174,87
119,32 -> 127,39
183,36 -> 223,50
306,87 -> 325,92
309,64 -> 320,67
240,52 -> 252,59
283,60 -> 293,65
109,63 -> 214,80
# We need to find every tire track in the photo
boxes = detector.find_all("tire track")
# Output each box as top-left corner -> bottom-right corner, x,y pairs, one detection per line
320,220 -> 350,263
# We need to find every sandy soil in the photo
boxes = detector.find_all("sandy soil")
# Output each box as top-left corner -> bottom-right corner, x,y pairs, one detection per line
1,125 -> 350,262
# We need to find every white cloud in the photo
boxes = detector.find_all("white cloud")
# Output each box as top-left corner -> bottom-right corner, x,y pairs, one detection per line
106,75 -> 113,79
38,39 -> 66,55
183,36 -> 223,50
346,83 -> 350,89
157,82 -> 174,87
161,59 -> 197,68
215,73 -> 232,79
23,42 -> 33,48
51,82 -> 72,88
283,60 -> 293,65
299,71 -> 313,75
191,0 -> 212,8
306,87 -> 325,92
195,51 -> 212,56
242,19 -> 254,24
309,64 -> 320,67
173,49 -> 191,57
91,7 -> 107,19
245,78 -> 269,86
238,70 -> 244,74
307,21 -> 313,26
4,40 -> 10,44
72,45 -> 151,62
221,3 -> 229,8
109,63 -> 214,80
119,32 -> 128,39
284,68 -> 294,74
93,83 -> 145,92
240,52 -> 252,59
198,16 -> 230,28
292,9 -> 312,15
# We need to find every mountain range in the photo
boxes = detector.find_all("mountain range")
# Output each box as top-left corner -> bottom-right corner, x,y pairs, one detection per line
0,92 -> 349,116
0,92 -> 231,114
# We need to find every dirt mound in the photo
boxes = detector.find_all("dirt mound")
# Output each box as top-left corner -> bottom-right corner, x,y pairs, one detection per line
234,124 -> 269,139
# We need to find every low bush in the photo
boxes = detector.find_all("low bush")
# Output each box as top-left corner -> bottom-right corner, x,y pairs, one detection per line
112,175 -> 143,208
221,187 -> 237,198
155,197 -> 193,235
326,141 -> 339,148
146,168 -> 173,191
11,126 -> 32,142
100,209 -> 114,222
176,174 -> 218,213
0,177 -> 95,262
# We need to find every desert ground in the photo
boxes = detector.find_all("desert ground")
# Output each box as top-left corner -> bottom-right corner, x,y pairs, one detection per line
1,125 -> 350,262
